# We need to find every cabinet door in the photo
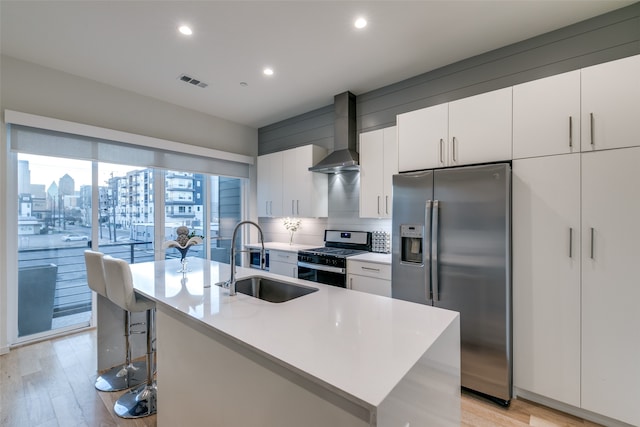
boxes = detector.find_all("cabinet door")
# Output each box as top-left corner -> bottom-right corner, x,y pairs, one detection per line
397,103 -> 448,172
581,147 -> 640,426
257,152 -> 283,217
282,148 -> 300,216
359,129 -> 384,218
269,250 -> 298,278
449,87 -> 512,166
257,154 -> 270,216
581,54 -> 640,152
282,145 -> 328,218
381,126 -> 398,217
512,154 -> 581,407
513,71 -> 580,159
348,274 -> 391,297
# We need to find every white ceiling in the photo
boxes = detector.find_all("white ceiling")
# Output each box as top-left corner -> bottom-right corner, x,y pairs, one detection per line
0,1 -> 634,128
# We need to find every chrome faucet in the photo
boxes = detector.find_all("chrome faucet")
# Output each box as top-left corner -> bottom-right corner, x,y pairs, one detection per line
217,220 -> 265,296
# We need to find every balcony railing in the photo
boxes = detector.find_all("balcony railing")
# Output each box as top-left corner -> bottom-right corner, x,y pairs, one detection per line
18,241 -> 154,319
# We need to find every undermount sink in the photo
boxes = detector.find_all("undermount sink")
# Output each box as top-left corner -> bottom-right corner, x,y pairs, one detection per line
234,276 -> 318,303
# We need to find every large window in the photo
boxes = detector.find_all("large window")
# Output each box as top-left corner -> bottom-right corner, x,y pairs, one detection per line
7,116 -> 251,345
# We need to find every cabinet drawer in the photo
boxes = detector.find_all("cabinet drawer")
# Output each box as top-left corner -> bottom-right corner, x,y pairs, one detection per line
347,260 -> 391,280
269,250 -> 297,264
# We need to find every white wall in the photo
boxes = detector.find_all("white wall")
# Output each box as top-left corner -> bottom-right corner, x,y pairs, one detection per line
0,55 -> 258,352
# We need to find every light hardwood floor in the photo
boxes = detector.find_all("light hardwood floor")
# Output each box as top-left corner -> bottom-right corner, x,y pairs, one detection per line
0,329 -> 601,427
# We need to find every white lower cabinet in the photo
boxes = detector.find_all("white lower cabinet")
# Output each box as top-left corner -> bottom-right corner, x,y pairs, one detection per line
513,147 -> 640,426
513,154 -> 581,407
268,249 -> 298,278
347,260 -> 391,297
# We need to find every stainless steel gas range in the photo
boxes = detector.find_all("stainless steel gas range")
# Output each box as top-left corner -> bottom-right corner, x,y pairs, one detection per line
297,230 -> 371,287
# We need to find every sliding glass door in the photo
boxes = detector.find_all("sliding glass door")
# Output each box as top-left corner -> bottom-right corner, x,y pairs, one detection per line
17,154 -> 93,338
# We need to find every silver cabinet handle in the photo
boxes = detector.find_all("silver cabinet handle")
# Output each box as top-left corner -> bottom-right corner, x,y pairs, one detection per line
349,277 -> 353,289
361,266 -> 380,272
439,138 -> 444,164
569,227 -> 573,258
590,227 -> 595,259
431,200 -> 440,302
569,116 -> 573,148
385,195 -> 389,215
590,113 -> 594,146
452,137 -> 457,162
270,201 -> 273,216
377,195 -> 381,215
266,201 -> 269,215
425,200 -> 433,302
291,200 -> 294,215
296,200 -> 299,215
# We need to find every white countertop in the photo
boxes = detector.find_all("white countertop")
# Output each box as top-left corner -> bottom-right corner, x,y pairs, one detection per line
348,252 -> 392,264
245,241 -> 319,251
130,257 -> 458,409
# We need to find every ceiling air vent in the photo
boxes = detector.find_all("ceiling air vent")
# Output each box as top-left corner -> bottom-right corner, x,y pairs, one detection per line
178,74 -> 208,88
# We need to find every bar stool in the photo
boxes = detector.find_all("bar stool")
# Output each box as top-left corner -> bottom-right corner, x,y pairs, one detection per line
103,256 -> 157,419
84,250 -> 146,392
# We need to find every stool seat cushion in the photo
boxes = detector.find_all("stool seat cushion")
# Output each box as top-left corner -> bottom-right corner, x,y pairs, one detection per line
103,256 -> 155,313
84,250 -> 108,298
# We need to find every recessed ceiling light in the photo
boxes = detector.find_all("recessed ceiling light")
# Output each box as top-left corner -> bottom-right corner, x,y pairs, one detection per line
240,82 -> 248,87
354,17 -> 367,29
178,25 -> 193,36
263,68 -> 274,76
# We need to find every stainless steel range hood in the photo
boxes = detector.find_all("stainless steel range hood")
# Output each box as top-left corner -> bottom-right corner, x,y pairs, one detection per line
309,91 -> 359,173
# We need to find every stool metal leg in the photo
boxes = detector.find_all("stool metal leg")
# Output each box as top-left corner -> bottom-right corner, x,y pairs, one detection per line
95,310 -> 146,392
114,309 -> 157,418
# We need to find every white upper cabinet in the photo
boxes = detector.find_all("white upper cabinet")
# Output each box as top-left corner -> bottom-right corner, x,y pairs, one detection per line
581,54 -> 640,152
359,126 -> 398,218
397,103 -> 448,172
397,88 -> 512,171
512,154 -> 581,407
581,147 -> 640,426
257,151 -> 283,217
281,145 -> 328,218
448,87 -> 512,166
513,70 -> 581,159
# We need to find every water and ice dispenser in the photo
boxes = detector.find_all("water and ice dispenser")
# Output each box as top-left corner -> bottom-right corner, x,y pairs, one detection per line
400,224 -> 424,264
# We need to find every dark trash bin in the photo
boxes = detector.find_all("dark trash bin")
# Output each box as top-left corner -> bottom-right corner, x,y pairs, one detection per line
18,263 -> 58,337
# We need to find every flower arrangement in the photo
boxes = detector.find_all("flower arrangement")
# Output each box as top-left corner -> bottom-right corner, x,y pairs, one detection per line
283,217 -> 302,245
163,226 -> 203,271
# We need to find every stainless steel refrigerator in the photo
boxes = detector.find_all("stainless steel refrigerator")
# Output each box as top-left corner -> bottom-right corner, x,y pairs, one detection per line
391,163 -> 511,404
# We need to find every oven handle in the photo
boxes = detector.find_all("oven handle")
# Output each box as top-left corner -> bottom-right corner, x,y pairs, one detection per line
297,261 -> 345,274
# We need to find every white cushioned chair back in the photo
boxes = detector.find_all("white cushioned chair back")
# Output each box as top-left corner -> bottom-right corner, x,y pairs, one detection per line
84,250 -> 108,297
103,256 -> 141,312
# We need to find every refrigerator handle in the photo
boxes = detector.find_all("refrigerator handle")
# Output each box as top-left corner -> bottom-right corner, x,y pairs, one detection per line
431,200 -> 440,302
425,200 -> 433,301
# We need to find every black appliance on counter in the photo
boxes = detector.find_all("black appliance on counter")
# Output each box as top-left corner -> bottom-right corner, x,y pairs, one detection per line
297,230 -> 371,287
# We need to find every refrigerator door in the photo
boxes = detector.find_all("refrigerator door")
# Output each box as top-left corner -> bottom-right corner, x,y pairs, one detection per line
433,163 -> 511,402
391,171 -> 434,304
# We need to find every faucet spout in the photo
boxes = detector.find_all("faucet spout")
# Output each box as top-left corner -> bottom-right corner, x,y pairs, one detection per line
227,220 -> 265,296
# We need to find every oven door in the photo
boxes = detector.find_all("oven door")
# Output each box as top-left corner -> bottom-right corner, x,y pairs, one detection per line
297,262 -> 346,288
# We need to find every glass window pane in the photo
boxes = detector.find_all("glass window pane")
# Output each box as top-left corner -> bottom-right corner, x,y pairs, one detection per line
97,163 -> 155,264
164,171 -> 205,261
17,154 -> 92,337
212,176 -> 243,265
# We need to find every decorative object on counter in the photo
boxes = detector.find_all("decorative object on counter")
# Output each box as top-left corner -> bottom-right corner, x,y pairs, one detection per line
162,226 -> 203,273
372,231 -> 391,253
283,217 -> 302,245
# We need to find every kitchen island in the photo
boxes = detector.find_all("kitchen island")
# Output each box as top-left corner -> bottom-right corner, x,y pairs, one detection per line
128,257 -> 460,426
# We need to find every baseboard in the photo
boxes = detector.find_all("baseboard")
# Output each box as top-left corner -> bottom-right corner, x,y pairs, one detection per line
514,388 -> 636,427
